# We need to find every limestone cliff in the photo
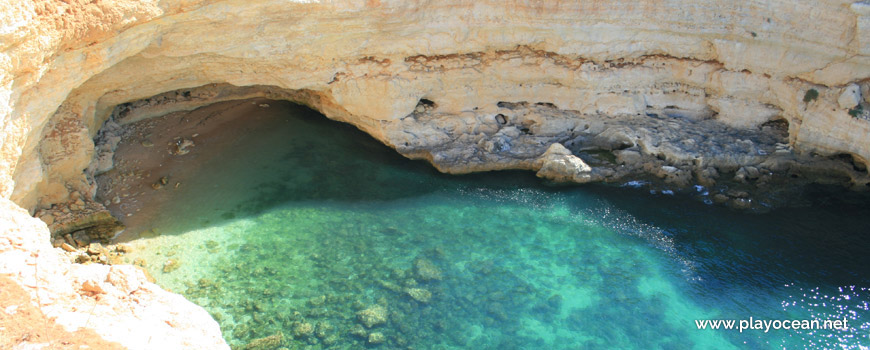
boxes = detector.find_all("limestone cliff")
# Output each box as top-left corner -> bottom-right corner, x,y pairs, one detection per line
2,0 -> 870,347
0,197 -> 228,349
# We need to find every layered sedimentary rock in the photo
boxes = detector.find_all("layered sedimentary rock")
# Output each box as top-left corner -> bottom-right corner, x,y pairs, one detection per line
5,0 -> 870,211
2,0 -> 870,347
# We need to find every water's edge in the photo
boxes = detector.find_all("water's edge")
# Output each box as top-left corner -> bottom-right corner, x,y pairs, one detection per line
102,100 -> 870,349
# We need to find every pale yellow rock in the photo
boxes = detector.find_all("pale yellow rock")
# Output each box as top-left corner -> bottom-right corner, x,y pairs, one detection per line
1,0 -> 869,210
357,305 -> 388,328
407,288 -> 432,303
839,84 -> 862,109
1,0 -> 870,347
0,198 -> 228,349
368,332 -> 386,344
535,143 -> 593,183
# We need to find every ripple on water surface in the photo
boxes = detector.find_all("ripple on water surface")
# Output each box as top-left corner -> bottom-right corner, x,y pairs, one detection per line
120,100 -> 870,349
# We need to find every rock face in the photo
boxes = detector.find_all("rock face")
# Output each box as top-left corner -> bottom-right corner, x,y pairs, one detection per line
839,84 -> 863,109
1,0 -> 870,346
535,144 -> 594,183
0,198 -> 228,350
3,0 -> 870,211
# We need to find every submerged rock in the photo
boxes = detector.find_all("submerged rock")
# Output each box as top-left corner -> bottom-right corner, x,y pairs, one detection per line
378,279 -> 403,293
414,258 -> 442,281
162,259 -> 180,273
314,321 -> 333,339
349,324 -> 368,338
106,254 -> 124,265
407,288 -> 432,303
712,193 -> 729,204
292,322 -> 314,338
244,331 -> 284,350
307,295 -> 326,306
368,332 -> 386,345
321,334 -> 339,346
357,305 -> 388,328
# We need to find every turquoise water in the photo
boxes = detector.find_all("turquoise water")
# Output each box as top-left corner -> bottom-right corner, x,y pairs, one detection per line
121,101 -> 870,349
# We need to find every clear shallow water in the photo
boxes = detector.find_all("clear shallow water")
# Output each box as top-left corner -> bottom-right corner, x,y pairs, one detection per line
122,101 -> 870,350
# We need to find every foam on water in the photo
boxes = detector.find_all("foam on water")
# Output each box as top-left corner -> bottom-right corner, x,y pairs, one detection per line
119,101 -> 870,349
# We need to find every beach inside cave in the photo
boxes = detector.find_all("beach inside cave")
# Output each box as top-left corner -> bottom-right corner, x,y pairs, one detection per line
103,100 -> 870,350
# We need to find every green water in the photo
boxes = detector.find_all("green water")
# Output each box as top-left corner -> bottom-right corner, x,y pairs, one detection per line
122,101 -> 870,350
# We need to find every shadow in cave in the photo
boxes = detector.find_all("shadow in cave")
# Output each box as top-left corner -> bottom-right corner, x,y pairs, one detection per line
106,99 -> 553,242
105,97 -> 870,293
100,98 -> 870,349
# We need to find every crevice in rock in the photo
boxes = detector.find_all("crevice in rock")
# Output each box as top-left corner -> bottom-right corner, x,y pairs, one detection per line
414,98 -> 437,113
535,102 -> 558,109
497,101 -> 529,109
832,153 -> 868,173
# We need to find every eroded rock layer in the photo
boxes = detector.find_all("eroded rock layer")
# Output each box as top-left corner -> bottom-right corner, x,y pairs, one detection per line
2,0 -> 870,348
5,0 -> 870,210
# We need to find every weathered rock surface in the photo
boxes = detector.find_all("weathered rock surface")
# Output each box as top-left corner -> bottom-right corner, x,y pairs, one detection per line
368,332 -> 386,344
535,143 -> 594,183
2,0 -> 870,346
0,198 -> 228,349
43,204 -> 125,242
3,0 -> 870,211
839,84 -> 863,109
357,305 -> 388,328
407,288 -> 433,303
245,332 -> 284,350
414,257 -> 443,281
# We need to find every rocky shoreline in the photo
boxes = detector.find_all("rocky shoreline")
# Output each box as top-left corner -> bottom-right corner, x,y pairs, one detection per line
37,88 -> 870,247
14,84 -> 870,350
75,89 -> 869,229
3,0 -> 870,348
392,98 -> 870,212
